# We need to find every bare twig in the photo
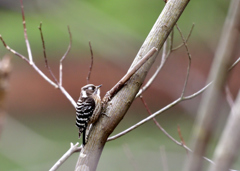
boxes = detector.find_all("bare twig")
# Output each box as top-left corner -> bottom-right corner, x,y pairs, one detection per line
86,41 -> 94,84
136,24 -> 194,98
139,96 -> 217,166
20,0 -> 33,64
0,35 -> 58,88
103,47 -> 158,104
177,125 -> 186,146
172,23 -> 195,51
50,143 -> 82,171
38,22 -> 59,84
177,125 -> 188,154
0,36 -> 29,64
175,24 -> 192,98
0,3 -> 77,108
107,56 -> 240,141
228,56 -> 240,71
140,96 -> 181,143
136,41 -> 168,98
59,26 -> 72,87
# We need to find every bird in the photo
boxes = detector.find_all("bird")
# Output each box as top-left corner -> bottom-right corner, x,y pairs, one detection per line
75,84 -> 102,145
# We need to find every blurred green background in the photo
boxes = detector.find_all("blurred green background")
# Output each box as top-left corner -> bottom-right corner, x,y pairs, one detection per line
1,0 -> 240,170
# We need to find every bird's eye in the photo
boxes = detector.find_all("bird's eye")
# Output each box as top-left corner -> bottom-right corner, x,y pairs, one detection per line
88,86 -> 94,90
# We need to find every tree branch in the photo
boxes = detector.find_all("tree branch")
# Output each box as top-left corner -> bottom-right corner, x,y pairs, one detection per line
20,0 -> 33,64
75,1 -> 191,170
50,143 -> 82,171
59,26 -> 72,87
136,23 -> 194,98
86,41 -> 94,84
103,47 -> 158,104
184,0 -> 240,170
38,22 -> 59,84
135,42 -> 167,98
107,55 -> 240,142
0,2 -> 76,108
175,24 -> 192,98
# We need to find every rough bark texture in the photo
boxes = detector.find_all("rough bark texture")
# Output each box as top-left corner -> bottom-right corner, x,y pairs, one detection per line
75,0 -> 190,170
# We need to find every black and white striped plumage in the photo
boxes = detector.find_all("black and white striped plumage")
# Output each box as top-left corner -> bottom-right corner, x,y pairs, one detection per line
76,84 -> 102,145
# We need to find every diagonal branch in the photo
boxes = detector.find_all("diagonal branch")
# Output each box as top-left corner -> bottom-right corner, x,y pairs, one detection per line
50,143 -> 82,171
136,41 -> 167,98
140,96 -> 217,166
136,23 -> 195,98
103,47 -> 158,104
76,1 -> 191,170
107,56 -> 240,142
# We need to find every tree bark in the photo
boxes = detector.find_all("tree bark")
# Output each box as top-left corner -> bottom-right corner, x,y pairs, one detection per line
75,0 -> 191,170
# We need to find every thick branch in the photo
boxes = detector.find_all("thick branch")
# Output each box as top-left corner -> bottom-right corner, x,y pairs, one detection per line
75,1 -> 190,170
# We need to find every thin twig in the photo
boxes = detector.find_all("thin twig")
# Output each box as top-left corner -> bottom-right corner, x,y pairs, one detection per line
59,26 -> 72,87
228,56 -> 240,71
139,96 -> 216,166
107,56 -> 240,142
49,143 -> 82,171
86,41 -> 94,84
20,0 -> 33,64
0,4 -> 77,108
177,125 -> 186,146
38,22 -> 59,84
0,36 -> 29,64
140,96 -> 180,143
136,41 -> 168,98
136,24 -> 194,98
0,34 -> 58,88
177,125 -> 188,154
175,24 -> 192,98
103,47 -> 158,104
172,23 -> 195,51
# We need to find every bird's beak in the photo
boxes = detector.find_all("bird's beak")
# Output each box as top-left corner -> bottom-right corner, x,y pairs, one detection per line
94,84 -> 102,95
97,84 -> 102,89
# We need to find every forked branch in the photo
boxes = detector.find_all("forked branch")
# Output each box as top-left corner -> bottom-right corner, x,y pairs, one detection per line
103,47 -> 158,105
108,56 -> 240,142
136,23 -> 194,98
0,1 -> 76,108
59,26 -> 72,87
139,96 -> 222,167
50,143 -> 82,171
